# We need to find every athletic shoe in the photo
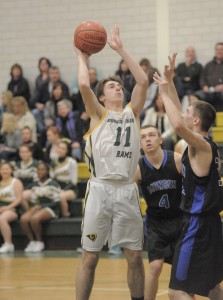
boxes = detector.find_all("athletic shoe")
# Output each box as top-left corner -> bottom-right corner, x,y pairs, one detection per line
108,246 -> 122,255
33,241 -> 45,252
0,243 -> 15,254
24,241 -> 37,253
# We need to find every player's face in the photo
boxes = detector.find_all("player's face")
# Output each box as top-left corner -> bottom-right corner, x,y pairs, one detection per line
140,127 -> 162,153
182,105 -> 198,129
102,81 -> 124,105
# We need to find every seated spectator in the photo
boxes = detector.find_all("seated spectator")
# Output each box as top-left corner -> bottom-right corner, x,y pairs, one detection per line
20,127 -> 44,161
44,82 -> 67,127
14,144 -> 38,190
142,92 -> 175,150
0,90 -> 13,127
44,126 -> 63,163
115,59 -> 135,105
32,66 -> 70,143
31,66 -> 69,109
55,100 -> 83,161
139,58 -> 160,121
0,162 -> 23,254
20,161 -> 61,253
50,140 -> 78,217
34,57 -> 52,94
176,46 -> 203,96
1,90 -> 13,113
195,42 -> 223,112
0,113 -> 22,161
12,96 -> 37,142
7,64 -> 30,106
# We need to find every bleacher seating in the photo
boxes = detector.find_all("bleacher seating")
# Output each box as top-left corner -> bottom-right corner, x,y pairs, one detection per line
0,163 -> 90,250
1,162 -> 222,250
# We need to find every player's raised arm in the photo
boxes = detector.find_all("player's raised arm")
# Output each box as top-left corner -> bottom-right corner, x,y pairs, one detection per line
108,25 -> 148,119
153,73 -> 211,152
74,46 -> 104,119
164,53 -> 182,112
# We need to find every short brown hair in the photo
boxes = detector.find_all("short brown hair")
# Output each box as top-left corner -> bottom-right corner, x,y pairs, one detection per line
140,125 -> 161,136
191,100 -> 216,132
95,76 -> 124,105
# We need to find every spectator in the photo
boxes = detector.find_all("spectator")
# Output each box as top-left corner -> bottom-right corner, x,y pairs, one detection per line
55,100 -> 83,161
139,58 -> 160,121
1,90 -> 13,113
115,59 -> 135,105
176,46 -> 203,96
44,82 -> 67,128
12,96 -> 37,142
7,64 -> 30,105
20,161 -> 61,253
31,66 -> 70,108
195,42 -> 223,112
0,113 -> 22,161
50,140 -> 78,217
35,57 -> 52,93
20,126 -> 44,161
0,162 -> 23,254
142,91 -> 175,150
14,144 -> 38,190
44,126 -> 62,163
0,90 -> 13,126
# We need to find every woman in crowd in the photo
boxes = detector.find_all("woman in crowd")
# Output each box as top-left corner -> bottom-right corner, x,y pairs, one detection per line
20,126 -> 44,161
7,64 -> 30,105
0,162 -> 23,253
55,100 -> 83,161
44,82 -> 67,127
20,161 -> 61,253
44,126 -> 63,163
12,96 -> 37,142
0,113 -> 22,161
142,91 -> 175,150
14,144 -> 38,193
50,139 -> 78,217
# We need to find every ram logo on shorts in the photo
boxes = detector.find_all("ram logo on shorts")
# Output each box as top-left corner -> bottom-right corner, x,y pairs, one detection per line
86,234 -> 97,241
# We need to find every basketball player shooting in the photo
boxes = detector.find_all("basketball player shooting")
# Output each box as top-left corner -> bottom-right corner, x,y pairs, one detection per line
74,24 -> 148,300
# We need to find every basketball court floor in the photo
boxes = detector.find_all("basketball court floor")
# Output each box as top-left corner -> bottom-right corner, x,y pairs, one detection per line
0,250 -> 211,300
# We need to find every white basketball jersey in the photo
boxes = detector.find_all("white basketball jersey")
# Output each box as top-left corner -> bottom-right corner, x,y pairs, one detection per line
84,105 -> 140,181
0,178 -> 17,204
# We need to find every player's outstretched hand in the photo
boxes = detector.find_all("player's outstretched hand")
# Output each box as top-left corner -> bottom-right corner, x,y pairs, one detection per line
153,72 -> 169,96
164,53 -> 177,82
108,25 -> 123,51
74,44 -> 90,63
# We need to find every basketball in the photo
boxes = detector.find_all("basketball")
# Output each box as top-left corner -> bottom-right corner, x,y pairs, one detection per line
74,20 -> 107,55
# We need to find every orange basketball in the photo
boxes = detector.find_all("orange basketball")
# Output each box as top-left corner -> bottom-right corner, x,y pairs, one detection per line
74,20 -> 107,55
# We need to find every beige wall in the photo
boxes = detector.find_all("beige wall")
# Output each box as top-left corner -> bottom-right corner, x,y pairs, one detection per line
0,0 -> 223,95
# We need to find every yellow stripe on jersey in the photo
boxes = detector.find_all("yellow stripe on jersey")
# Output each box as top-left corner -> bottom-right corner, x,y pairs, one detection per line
83,109 -> 108,140
81,180 -> 91,232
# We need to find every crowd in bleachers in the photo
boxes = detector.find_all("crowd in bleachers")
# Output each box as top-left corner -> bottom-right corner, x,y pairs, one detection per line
0,42 -> 223,253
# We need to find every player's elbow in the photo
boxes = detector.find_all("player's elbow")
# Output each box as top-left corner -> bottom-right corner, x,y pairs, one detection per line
140,76 -> 148,87
79,82 -> 90,93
